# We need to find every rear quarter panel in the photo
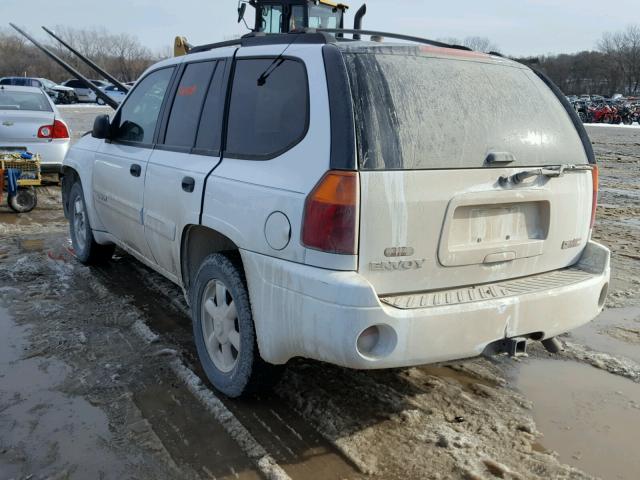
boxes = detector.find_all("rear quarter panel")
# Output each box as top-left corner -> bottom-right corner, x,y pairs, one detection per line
201,44 -> 357,270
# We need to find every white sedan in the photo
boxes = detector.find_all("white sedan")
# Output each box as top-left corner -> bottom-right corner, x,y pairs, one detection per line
0,85 -> 70,173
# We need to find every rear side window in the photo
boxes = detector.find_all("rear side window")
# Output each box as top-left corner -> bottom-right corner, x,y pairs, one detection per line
112,68 -> 174,144
225,58 -> 308,159
344,52 -> 588,170
164,61 -> 216,148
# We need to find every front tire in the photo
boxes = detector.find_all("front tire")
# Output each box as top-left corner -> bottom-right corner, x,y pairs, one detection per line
191,253 -> 282,398
69,182 -> 114,264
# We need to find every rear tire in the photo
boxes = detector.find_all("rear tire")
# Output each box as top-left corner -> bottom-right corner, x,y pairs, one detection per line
191,253 -> 283,398
8,187 -> 37,213
69,182 -> 114,264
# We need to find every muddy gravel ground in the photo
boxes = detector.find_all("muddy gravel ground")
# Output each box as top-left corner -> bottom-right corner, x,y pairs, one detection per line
1,115 -> 639,480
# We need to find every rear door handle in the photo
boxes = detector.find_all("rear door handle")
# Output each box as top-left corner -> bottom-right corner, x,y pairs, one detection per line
130,164 -> 141,177
182,176 -> 195,193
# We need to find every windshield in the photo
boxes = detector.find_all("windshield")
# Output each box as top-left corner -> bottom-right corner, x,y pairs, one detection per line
40,79 -> 56,89
344,51 -> 588,170
0,90 -> 52,111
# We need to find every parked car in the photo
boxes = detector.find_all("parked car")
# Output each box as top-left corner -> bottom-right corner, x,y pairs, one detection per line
96,85 -> 127,105
61,34 -> 610,398
0,85 -> 70,173
0,76 -> 78,104
62,79 -> 109,103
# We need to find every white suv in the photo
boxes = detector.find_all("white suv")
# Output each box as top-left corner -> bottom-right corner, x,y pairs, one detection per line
62,32 -> 610,397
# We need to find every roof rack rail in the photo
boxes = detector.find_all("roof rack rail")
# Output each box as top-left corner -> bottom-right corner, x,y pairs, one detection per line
188,31 -> 333,55
311,28 -> 473,51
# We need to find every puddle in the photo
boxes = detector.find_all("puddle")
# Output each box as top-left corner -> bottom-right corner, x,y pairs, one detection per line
17,238 -> 46,252
567,307 -> 640,364
515,358 -> 640,480
135,384 -> 261,480
0,212 -> 19,224
0,306 -> 127,479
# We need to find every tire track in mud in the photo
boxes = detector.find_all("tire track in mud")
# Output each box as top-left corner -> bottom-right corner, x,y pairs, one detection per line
89,252 -> 365,480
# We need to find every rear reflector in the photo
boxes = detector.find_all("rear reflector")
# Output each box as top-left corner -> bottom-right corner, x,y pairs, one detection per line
590,165 -> 599,229
302,171 -> 359,255
37,119 -> 69,139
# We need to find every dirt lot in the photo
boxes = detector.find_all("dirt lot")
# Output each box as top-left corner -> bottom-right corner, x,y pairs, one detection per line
1,110 -> 639,480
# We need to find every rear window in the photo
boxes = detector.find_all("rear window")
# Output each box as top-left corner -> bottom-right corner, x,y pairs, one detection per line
344,51 -> 587,170
0,90 -> 52,112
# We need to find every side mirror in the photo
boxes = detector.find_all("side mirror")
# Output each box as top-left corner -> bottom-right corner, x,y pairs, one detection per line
92,114 -> 110,139
237,3 -> 247,23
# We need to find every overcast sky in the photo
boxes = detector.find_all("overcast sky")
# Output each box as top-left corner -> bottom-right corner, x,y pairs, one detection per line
2,0 -> 639,57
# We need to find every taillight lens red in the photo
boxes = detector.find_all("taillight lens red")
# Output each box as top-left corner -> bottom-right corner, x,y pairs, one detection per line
37,119 -> 69,139
590,165 -> 599,229
302,171 -> 359,255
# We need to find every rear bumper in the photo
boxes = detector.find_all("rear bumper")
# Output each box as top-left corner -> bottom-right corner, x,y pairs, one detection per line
242,241 -> 610,368
0,140 -> 68,171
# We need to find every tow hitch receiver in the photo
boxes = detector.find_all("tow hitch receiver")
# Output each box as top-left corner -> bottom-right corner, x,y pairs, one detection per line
506,337 -> 528,357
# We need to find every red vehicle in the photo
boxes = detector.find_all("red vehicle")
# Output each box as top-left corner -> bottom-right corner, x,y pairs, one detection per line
589,104 -> 620,124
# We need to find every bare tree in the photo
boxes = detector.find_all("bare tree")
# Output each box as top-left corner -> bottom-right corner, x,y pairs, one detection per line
462,36 -> 499,53
436,36 -> 499,53
0,26 -> 164,83
598,25 -> 640,94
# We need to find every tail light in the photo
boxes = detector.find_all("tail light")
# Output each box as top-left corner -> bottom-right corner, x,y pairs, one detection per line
302,171 -> 359,255
590,165 -> 599,229
37,119 -> 69,139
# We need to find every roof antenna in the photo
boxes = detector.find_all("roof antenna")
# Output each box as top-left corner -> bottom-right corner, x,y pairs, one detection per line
257,32 -> 301,86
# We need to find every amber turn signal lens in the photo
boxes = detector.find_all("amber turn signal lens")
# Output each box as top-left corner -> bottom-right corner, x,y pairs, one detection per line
301,171 -> 359,255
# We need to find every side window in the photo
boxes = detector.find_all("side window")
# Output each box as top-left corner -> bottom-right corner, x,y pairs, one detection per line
195,61 -> 227,153
290,5 -> 305,31
112,68 -> 174,144
260,5 -> 283,33
164,61 -> 216,148
225,58 -> 308,159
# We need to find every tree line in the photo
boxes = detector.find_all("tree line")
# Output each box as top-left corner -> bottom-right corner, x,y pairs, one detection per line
0,26 -> 167,83
514,25 -> 640,96
0,24 -> 639,96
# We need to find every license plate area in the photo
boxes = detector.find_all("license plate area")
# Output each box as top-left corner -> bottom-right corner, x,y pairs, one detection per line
438,190 -> 550,267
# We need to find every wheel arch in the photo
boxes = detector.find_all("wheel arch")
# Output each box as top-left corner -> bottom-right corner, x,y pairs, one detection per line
180,225 -> 241,292
61,165 -> 80,219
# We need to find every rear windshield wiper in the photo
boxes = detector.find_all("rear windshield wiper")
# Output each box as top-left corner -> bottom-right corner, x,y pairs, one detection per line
499,164 -> 594,186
